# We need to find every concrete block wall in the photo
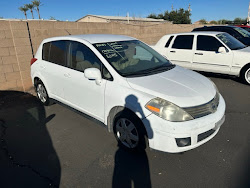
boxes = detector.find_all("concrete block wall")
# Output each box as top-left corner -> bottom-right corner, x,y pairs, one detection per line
0,20 -> 204,92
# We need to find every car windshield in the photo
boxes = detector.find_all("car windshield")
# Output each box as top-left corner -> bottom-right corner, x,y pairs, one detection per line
93,40 -> 174,77
216,33 -> 246,50
234,27 -> 250,37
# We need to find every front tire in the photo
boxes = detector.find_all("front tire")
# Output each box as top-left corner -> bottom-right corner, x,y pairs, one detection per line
36,81 -> 50,106
113,110 -> 147,152
241,65 -> 250,85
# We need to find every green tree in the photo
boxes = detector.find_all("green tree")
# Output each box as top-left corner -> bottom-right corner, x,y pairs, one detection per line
233,17 -> 247,25
147,8 -> 191,24
147,14 -> 157,19
32,0 -> 42,19
19,6 -> 29,20
25,4 -> 35,19
49,16 -> 56,20
199,19 -> 207,24
209,20 -> 217,24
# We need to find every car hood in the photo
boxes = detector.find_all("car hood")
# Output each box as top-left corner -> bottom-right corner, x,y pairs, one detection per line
126,66 -> 216,108
235,46 -> 250,53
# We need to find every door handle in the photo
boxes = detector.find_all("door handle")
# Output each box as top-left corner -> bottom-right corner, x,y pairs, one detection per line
195,53 -> 203,55
170,50 -> 176,53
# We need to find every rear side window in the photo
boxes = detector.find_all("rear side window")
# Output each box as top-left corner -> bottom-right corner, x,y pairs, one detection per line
49,41 -> 67,66
42,42 -> 50,61
172,35 -> 194,50
165,36 -> 174,48
197,35 -> 224,51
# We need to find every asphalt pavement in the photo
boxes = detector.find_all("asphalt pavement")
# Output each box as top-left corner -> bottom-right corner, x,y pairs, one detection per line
0,73 -> 249,188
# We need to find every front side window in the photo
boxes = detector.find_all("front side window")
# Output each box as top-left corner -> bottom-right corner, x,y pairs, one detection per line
197,35 -> 224,51
49,41 -> 67,66
172,35 -> 194,50
93,40 -> 174,77
217,33 -> 246,50
69,41 -> 101,72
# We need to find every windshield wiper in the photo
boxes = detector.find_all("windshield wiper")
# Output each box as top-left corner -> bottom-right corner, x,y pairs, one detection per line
124,64 -> 175,77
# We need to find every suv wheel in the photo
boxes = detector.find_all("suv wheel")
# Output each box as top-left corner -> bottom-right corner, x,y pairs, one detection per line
113,110 -> 147,152
36,81 -> 50,105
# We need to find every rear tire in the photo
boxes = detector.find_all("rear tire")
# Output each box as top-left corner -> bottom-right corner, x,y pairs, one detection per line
240,65 -> 250,85
113,110 -> 147,152
35,81 -> 50,106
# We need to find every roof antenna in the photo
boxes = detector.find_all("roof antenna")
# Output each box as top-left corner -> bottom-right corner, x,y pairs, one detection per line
65,29 -> 71,35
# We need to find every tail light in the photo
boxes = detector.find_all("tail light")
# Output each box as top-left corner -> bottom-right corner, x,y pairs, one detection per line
30,58 -> 37,66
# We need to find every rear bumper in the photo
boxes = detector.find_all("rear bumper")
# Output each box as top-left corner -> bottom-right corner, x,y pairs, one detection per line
142,94 -> 226,153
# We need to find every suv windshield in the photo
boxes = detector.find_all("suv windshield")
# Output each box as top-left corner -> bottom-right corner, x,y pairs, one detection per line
234,27 -> 250,37
216,33 -> 246,50
93,40 -> 174,77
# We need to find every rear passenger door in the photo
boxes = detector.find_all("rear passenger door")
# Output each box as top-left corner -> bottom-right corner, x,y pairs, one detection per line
41,40 -> 69,100
63,41 -> 108,122
167,35 -> 194,69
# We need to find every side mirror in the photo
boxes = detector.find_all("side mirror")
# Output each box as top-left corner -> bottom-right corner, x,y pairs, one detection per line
84,68 -> 102,85
218,47 -> 227,54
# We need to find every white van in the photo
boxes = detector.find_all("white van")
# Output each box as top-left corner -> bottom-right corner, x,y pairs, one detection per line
31,34 -> 225,153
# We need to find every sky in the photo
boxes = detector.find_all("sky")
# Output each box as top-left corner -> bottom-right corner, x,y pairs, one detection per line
0,0 -> 249,22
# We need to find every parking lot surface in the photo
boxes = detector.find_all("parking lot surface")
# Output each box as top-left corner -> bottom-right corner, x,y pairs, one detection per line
0,73 -> 249,188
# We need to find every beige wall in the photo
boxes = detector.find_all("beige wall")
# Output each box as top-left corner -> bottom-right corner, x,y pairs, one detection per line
0,20 -> 204,92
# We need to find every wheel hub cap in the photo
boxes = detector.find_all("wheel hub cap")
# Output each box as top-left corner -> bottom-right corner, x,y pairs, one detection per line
116,118 -> 139,149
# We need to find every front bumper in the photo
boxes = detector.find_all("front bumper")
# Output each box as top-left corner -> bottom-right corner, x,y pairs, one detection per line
142,94 -> 226,153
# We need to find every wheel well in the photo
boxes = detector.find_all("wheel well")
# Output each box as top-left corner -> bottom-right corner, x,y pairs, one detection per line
240,63 -> 250,77
107,106 -> 148,136
34,77 -> 41,87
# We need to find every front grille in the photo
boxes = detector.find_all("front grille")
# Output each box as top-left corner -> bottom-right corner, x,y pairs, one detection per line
184,92 -> 220,119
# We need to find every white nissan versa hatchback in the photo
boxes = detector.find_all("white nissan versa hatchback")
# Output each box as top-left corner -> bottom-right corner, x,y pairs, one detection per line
31,34 -> 226,153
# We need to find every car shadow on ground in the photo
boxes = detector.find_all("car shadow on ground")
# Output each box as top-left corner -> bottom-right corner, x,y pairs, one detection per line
0,91 -> 61,187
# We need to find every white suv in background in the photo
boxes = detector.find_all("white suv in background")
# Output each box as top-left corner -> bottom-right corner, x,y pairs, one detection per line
31,34 -> 226,153
153,32 -> 250,85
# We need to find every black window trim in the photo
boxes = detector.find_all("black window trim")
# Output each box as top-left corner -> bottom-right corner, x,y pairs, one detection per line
165,36 -> 174,48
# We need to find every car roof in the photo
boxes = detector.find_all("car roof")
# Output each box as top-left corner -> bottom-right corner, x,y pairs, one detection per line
42,34 -> 136,44
167,31 -> 223,36
193,25 -> 238,30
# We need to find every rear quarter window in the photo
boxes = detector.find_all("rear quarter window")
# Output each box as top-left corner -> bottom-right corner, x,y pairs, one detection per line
42,42 -> 50,61
165,36 -> 174,48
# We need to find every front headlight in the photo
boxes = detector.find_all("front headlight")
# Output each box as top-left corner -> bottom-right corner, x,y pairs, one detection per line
145,98 -> 194,122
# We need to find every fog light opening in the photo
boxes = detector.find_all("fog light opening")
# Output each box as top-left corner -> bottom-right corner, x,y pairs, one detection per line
176,137 -> 191,147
